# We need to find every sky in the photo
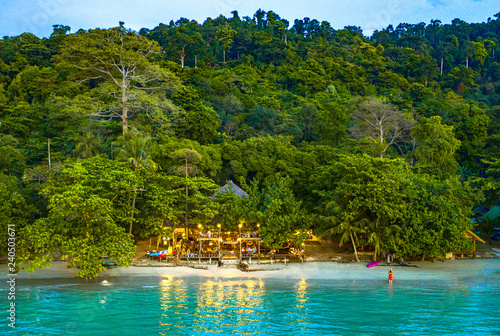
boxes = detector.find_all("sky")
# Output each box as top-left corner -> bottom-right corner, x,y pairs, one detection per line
0,0 -> 499,38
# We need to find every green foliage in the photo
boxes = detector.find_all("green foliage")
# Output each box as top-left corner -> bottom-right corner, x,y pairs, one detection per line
153,136 -> 222,179
0,135 -> 26,176
0,174 -> 35,254
396,174 -> 478,258
73,132 -> 102,159
1,10 -> 498,266
244,175 -> 309,249
311,153 -> 478,259
54,25 -> 180,134
312,154 -> 409,260
114,132 -> 158,171
411,116 -> 461,177
173,86 -> 220,144
18,184 -> 135,279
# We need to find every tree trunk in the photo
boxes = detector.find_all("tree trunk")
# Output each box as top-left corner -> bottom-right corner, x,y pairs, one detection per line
180,45 -> 186,68
185,157 -> 189,240
129,192 -> 136,235
48,138 -> 51,169
373,217 -> 380,261
440,57 -> 443,74
466,57 -> 469,69
223,49 -> 226,63
121,79 -> 129,135
349,231 -> 360,262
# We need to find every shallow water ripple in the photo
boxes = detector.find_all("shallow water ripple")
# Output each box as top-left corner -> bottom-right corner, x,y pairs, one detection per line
4,273 -> 500,336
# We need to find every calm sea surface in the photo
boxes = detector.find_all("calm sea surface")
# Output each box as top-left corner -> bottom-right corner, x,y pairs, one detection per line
2,260 -> 500,336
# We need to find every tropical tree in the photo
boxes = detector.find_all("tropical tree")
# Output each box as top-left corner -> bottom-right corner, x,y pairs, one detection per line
312,154 -> 408,260
172,86 -> 220,145
0,174 -> 35,254
55,24 -> 180,134
411,116 -> 461,177
73,132 -> 102,159
244,174 -> 309,249
170,148 -> 202,237
217,23 -> 237,63
0,135 -> 26,176
318,205 -> 366,262
350,98 -> 414,157
17,184 -> 135,279
40,156 -> 142,234
114,132 -> 158,171
396,174 -> 478,259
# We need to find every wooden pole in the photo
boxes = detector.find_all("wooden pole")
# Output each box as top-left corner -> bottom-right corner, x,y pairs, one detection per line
129,189 -> 136,235
48,138 -> 51,169
185,157 -> 189,240
218,226 -> 221,258
258,240 -> 261,265
175,232 -> 178,263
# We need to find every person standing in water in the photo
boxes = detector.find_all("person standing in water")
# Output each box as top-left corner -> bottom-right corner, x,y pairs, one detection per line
388,268 -> 393,283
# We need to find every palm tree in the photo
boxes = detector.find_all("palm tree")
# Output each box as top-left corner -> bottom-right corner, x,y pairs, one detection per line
114,133 -> 157,171
170,148 -> 202,239
73,133 -> 102,159
367,217 -> 402,261
321,205 -> 366,262
113,132 -> 157,235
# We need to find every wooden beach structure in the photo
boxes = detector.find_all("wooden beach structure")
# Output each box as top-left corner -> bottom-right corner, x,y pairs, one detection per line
466,229 -> 487,248
151,181 -> 306,266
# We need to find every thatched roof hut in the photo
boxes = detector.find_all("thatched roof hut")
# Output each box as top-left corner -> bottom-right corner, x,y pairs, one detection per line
212,181 -> 249,200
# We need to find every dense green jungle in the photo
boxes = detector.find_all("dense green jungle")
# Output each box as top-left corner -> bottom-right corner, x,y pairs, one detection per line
2,10 -> 500,278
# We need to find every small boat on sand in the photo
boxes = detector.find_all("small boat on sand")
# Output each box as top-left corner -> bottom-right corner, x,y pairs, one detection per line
367,260 -> 380,268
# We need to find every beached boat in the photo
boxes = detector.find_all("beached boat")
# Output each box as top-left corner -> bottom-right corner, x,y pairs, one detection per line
367,260 -> 380,268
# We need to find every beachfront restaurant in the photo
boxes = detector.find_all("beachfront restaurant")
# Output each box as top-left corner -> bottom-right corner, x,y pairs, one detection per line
155,224 -> 263,263
152,182 -> 305,264
154,224 -> 307,265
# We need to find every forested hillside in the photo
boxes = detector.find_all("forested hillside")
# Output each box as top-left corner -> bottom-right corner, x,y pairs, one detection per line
2,10 -> 500,278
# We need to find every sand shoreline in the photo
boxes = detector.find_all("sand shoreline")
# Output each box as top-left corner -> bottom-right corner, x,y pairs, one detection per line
2,258 -> 499,283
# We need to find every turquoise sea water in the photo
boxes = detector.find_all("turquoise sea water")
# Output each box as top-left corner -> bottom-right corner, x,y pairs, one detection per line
2,261 -> 500,336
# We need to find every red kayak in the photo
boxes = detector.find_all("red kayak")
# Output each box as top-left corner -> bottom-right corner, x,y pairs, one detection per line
367,260 -> 380,268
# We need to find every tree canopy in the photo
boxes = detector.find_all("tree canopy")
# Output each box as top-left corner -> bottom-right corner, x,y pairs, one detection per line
3,11 -> 500,277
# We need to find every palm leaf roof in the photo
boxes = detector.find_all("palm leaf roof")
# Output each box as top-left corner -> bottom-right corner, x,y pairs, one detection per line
212,181 -> 249,200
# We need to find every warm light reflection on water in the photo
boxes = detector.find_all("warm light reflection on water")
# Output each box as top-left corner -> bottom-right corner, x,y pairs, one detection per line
9,261 -> 500,336
193,279 -> 266,334
157,278 -> 268,334
292,279 -> 310,330
159,277 -> 187,330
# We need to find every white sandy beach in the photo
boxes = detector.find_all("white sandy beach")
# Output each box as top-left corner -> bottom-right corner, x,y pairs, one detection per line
2,259 -> 499,282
